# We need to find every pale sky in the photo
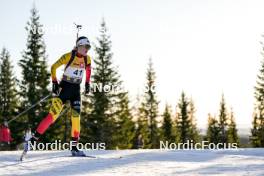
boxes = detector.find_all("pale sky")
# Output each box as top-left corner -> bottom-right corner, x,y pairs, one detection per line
1,0 -> 264,133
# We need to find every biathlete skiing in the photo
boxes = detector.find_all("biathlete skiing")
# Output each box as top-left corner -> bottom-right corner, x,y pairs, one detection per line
21,36 -> 92,159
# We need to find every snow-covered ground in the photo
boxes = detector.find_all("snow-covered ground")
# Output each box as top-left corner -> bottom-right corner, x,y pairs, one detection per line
1,149 -> 264,176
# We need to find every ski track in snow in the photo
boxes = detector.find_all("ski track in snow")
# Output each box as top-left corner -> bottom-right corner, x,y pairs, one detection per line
0,149 -> 264,176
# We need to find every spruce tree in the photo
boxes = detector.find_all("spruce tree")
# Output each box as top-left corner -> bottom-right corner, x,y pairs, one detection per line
218,94 -> 229,144
137,58 -> 160,149
114,93 -> 135,149
227,108 -> 239,146
0,48 -> 20,148
0,48 -> 18,121
82,19 -> 134,149
175,92 -> 192,144
250,110 -> 260,147
161,104 -> 174,143
206,113 -> 220,144
19,6 -> 50,141
188,99 -> 200,143
251,44 -> 264,147
134,95 -> 149,149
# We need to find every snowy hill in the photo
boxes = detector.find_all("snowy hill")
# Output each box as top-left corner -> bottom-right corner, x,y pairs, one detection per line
1,149 -> 264,176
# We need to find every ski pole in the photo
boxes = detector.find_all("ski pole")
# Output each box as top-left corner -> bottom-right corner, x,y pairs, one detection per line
74,23 -> 82,45
7,93 -> 52,124
57,103 -> 71,119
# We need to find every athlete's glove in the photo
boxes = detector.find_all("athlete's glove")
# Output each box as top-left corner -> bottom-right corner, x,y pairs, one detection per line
52,81 -> 60,95
85,82 -> 90,95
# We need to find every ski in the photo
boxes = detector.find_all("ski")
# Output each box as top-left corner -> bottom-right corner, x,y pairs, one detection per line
70,155 -> 97,158
19,152 -> 123,161
69,155 -> 123,159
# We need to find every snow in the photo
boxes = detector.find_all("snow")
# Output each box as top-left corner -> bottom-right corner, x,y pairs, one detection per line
0,149 -> 264,176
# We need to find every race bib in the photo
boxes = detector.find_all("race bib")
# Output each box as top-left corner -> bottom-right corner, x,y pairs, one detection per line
64,66 -> 85,79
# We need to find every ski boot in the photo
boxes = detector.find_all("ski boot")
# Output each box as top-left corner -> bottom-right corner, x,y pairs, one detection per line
71,140 -> 86,157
